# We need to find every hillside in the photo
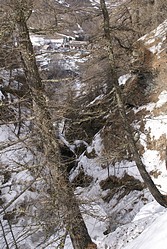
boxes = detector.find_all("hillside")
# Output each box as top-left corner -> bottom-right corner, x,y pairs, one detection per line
74,17 -> 167,249
0,0 -> 167,248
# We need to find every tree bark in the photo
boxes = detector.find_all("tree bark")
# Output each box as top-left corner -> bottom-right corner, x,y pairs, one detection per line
100,0 -> 167,208
10,1 -> 97,248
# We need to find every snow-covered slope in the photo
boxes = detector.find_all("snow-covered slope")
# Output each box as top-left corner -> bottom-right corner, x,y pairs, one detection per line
69,18 -> 167,249
0,2 -> 167,247
117,19 -> 167,249
124,203 -> 167,249
104,19 -> 167,249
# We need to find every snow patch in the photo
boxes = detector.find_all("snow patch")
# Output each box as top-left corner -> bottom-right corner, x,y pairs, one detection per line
118,74 -> 131,86
139,19 -> 167,56
124,208 -> 167,249
145,115 -> 167,140
156,90 -> 167,108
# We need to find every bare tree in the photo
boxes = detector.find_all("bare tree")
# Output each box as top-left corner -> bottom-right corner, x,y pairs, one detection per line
99,0 -> 167,208
8,0 -> 97,248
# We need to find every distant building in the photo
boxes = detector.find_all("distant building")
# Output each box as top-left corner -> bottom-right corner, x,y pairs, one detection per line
62,36 -> 89,50
69,40 -> 89,50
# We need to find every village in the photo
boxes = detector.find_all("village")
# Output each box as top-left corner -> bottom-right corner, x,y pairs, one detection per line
31,33 -> 90,54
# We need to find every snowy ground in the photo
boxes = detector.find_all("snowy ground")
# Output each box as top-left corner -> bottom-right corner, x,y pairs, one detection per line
65,125 -> 167,249
1,20 -> 167,249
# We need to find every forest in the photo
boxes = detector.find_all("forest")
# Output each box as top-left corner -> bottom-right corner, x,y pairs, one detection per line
0,0 -> 167,248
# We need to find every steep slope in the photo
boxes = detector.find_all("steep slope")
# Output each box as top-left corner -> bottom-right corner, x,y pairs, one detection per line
0,1 -> 167,248
132,19 -> 167,192
69,17 -> 167,249
118,18 -> 167,249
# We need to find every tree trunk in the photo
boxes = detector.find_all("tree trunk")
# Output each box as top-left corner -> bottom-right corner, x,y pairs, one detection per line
11,1 -> 97,248
100,0 -> 167,208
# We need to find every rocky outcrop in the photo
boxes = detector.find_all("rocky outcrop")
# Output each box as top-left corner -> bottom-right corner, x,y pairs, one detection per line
132,19 -> 167,73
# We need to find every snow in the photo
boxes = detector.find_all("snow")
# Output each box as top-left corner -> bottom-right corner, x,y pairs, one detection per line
133,201 -> 165,221
55,0 -> 70,7
88,94 -> 104,105
64,236 -> 74,249
70,131 -> 153,249
92,132 -> 104,156
0,90 -> 5,100
135,90 -> 167,114
83,203 -> 108,240
113,160 -> 142,181
77,23 -> 84,32
145,115 -> 167,140
30,34 -> 64,48
156,90 -> 167,108
72,64 -> 167,248
0,125 -> 12,142
10,14 -> 167,249
118,74 -> 131,86
142,149 -> 161,171
90,0 -> 100,6
139,19 -> 167,56
30,35 -> 45,46
134,94 -> 167,194
123,205 -> 167,249
1,12 -> 167,249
